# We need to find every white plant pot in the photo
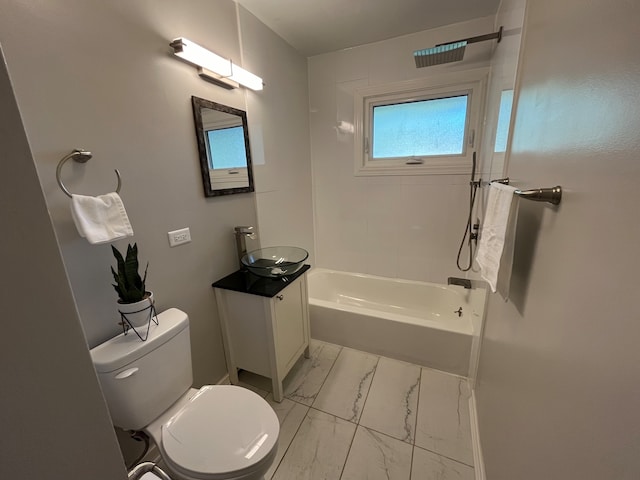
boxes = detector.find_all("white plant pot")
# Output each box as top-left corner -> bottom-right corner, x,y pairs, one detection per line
117,292 -> 154,328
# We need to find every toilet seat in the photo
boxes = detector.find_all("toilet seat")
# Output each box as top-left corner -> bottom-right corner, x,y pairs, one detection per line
159,385 -> 279,480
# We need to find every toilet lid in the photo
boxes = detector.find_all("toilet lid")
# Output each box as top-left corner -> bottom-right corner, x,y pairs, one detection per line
161,385 -> 279,477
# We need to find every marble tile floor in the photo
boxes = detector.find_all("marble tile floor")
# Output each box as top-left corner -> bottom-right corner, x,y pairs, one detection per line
238,339 -> 476,480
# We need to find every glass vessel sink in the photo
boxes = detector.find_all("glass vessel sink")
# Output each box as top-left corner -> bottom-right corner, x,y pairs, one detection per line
241,246 -> 308,278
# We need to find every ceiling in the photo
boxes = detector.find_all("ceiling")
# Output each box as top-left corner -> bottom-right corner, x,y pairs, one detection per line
236,0 -> 501,56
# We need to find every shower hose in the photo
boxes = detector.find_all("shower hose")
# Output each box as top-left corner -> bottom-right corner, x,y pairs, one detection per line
456,153 -> 478,272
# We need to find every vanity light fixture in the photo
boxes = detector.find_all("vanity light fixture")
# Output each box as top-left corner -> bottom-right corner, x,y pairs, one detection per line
170,37 -> 263,91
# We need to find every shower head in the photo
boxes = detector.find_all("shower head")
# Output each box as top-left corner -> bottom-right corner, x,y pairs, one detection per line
414,42 -> 467,68
414,26 -> 503,68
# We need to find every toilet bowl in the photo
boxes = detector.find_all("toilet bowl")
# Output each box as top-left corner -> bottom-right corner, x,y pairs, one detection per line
146,386 -> 279,480
91,308 -> 279,480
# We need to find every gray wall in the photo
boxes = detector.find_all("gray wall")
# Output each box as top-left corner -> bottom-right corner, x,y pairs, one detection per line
0,0 -> 308,388
0,45 -> 127,480
476,0 -> 640,478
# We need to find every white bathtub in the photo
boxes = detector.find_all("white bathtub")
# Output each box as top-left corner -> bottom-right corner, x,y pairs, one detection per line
308,268 -> 487,377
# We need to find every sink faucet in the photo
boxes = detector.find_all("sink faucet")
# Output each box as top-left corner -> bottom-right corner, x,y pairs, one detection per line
234,226 -> 256,269
448,277 -> 472,289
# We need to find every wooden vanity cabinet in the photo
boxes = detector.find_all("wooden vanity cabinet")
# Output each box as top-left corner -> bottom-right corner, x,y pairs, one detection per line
213,269 -> 310,402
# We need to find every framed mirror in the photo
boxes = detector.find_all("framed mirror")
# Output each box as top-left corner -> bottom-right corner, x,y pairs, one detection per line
191,96 -> 255,197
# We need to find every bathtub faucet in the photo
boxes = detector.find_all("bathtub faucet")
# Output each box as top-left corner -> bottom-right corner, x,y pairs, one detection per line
448,277 -> 472,289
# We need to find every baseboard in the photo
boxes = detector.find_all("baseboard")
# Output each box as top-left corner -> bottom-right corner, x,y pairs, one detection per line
469,390 -> 486,480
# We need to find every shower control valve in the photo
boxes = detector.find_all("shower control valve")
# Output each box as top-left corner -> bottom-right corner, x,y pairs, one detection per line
470,219 -> 480,242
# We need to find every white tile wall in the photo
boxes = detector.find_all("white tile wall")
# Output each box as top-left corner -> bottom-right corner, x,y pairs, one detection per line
309,16 -> 497,283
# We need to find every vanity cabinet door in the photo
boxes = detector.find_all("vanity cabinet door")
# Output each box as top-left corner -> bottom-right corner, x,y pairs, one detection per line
214,270 -> 310,402
273,280 -> 306,375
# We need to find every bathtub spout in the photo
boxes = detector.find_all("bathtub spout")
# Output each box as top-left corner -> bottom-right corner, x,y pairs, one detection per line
448,277 -> 472,289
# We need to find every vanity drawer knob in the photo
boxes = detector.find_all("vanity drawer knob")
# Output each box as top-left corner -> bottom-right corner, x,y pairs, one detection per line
276,295 -> 284,301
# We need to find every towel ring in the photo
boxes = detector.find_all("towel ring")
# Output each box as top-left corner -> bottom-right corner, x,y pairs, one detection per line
56,148 -> 122,198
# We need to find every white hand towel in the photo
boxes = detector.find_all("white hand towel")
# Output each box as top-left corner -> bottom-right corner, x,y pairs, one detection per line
476,182 -> 519,299
70,192 -> 134,245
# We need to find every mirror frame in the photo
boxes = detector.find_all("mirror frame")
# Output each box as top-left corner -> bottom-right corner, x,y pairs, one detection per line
191,95 -> 255,197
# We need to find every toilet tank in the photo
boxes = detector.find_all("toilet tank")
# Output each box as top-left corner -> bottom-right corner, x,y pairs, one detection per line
91,308 -> 193,431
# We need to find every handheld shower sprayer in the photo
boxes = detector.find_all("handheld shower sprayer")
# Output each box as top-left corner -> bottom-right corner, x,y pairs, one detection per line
470,153 -> 477,185
456,152 -> 479,272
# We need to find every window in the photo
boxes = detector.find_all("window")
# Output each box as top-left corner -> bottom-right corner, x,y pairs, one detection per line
206,126 -> 247,170
372,95 -> 469,158
354,69 -> 488,176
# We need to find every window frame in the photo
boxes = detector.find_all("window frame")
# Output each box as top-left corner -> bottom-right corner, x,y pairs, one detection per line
354,68 -> 488,176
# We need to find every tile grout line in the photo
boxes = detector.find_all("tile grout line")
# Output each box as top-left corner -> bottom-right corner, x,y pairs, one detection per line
409,366 -> 423,480
288,353 -> 381,423
268,404 -> 312,480
318,343 -> 344,390
299,391 -> 476,470
281,342 -> 332,405
271,342 -> 341,479
413,445 -> 475,469
336,354 -> 380,479
268,343 -> 475,477
336,413 -> 358,480
412,368 -> 475,469
289,346 -> 376,480
302,343 -> 343,408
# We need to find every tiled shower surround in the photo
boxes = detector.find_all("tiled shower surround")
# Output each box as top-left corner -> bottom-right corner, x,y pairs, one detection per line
236,340 -> 475,480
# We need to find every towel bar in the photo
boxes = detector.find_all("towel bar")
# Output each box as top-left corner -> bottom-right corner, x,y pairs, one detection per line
488,177 -> 562,205
56,148 -> 122,198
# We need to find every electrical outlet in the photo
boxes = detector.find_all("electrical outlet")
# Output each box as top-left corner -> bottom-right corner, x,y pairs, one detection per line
168,227 -> 191,247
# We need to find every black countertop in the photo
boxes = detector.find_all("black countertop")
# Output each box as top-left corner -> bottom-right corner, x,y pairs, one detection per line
212,264 -> 310,298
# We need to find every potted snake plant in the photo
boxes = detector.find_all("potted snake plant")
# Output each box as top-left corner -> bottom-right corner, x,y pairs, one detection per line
111,243 -> 153,328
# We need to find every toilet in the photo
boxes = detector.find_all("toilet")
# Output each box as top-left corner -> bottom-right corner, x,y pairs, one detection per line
91,308 -> 279,480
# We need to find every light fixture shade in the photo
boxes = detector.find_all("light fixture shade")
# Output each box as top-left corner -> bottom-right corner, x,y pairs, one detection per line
170,37 -> 263,91
229,63 -> 263,91
171,37 -> 232,77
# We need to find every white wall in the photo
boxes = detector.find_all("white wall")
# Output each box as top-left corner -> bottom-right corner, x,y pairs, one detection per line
0,44 -> 127,480
308,16 -> 496,283
238,5 -> 314,261
475,0 -> 640,478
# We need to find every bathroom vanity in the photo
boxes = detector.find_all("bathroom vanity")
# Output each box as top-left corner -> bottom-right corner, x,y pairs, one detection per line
212,265 -> 310,402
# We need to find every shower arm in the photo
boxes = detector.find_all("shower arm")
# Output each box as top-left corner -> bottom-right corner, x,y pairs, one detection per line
436,26 -> 503,47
